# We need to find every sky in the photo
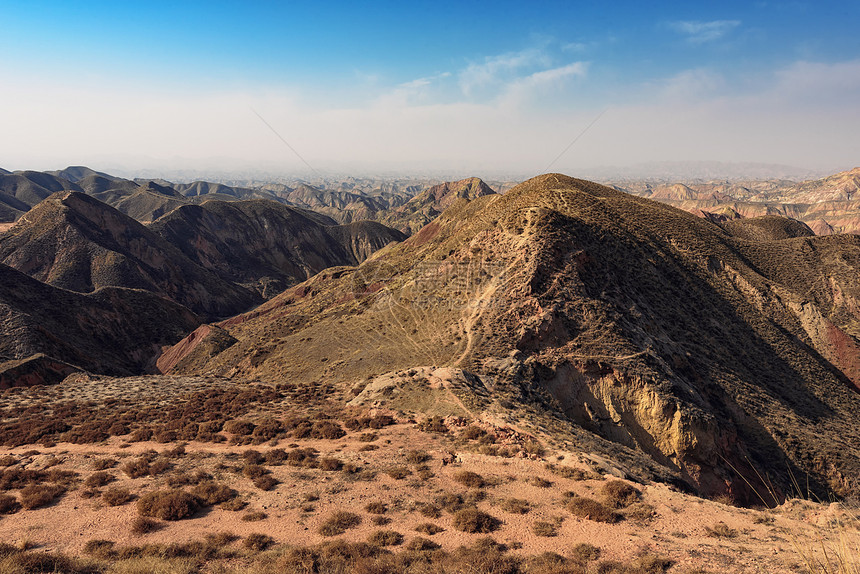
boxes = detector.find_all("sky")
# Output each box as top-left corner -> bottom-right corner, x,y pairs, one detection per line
1,0 -> 858,178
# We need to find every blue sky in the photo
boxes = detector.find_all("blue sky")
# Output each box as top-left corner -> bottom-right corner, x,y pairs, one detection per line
1,0 -> 858,176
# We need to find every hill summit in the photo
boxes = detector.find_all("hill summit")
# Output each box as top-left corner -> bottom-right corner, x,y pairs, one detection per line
164,173 -> 860,504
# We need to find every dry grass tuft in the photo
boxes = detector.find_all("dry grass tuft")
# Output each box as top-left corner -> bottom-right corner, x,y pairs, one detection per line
566,496 -> 619,523
364,501 -> 387,514
704,522 -> 738,539
599,480 -> 641,509
532,520 -> 558,537
414,522 -> 444,535
318,510 -> 362,536
241,511 -> 267,521
136,490 -> 201,520
19,484 -> 65,509
499,498 -> 531,514
102,486 -> 135,506
454,470 -> 486,488
0,493 -> 21,514
367,530 -> 404,547
452,508 -> 501,533
571,542 -> 601,562
243,533 -> 274,551
130,516 -> 163,535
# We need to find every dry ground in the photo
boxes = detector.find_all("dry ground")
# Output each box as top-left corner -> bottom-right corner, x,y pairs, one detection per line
0,374 -> 857,574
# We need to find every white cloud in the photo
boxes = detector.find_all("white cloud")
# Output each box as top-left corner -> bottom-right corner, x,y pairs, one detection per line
459,48 -> 551,96
669,20 -> 741,44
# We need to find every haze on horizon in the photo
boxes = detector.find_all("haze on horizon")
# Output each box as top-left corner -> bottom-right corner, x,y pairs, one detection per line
1,0 -> 858,179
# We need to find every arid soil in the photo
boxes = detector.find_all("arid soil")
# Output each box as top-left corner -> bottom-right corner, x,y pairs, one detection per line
0,375 -> 856,573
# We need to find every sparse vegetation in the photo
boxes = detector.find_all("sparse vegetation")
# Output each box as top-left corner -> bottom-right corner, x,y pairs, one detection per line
452,508 -> 500,533
600,479 -> 641,509
499,498 -> 531,514
454,470 -> 485,488
102,486 -> 134,506
318,510 -> 362,536
532,520 -> 557,536
415,522 -> 444,535
136,490 -> 201,520
19,484 -> 65,509
566,496 -> 619,523
368,530 -> 403,546
364,501 -> 387,514
705,522 -> 738,539
243,533 -> 274,551
130,516 -> 162,535
241,511 -> 267,521
0,493 -> 20,514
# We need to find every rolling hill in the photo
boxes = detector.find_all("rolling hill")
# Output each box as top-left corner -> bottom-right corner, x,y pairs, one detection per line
162,174 -> 860,504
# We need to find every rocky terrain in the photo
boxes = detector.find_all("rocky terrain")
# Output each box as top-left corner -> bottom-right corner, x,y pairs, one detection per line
150,200 -> 405,297
0,263 -> 199,379
161,174 -> 860,507
0,192 -> 260,319
619,167 -> 860,235
0,170 -> 857,573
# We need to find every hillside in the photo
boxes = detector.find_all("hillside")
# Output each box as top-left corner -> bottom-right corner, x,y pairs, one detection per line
382,177 -> 497,234
149,199 -> 406,297
0,263 -> 199,377
164,174 -> 860,504
0,192 -> 259,319
622,168 -> 860,235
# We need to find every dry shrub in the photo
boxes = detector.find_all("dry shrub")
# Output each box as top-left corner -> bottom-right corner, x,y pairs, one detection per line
84,471 -> 115,488
82,539 -> 115,559
454,470 -> 485,488
571,542 -> 601,562
532,521 -> 557,537
91,458 -> 117,470
546,464 -> 595,481
452,508 -> 500,533
242,450 -> 265,465
223,420 -> 255,436
414,522 -> 444,535
405,537 -> 440,551
166,470 -> 211,487
220,498 -> 247,511
241,511 -> 267,521
371,516 -> 390,526
311,421 -> 346,440
253,475 -> 278,491
265,448 -> 287,464
624,502 -> 656,523
364,501 -> 387,514
566,497 -> 619,523
385,466 -> 411,480
0,493 -> 20,514
136,490 -> 201,520
286,448 -> 318,467
418,416 -> 448,433
462,426 -> 486,440
19,484 -> 65,509
120,458 -> 150,479
243,533 -> 274,551
319,511 -> 362,536
529,477 -> 553,488
102,486 -> 135,506
319,457 -> 342,471
406,450 -> 430,464
367,530 -> 403,547
130,516 -> 163,535
191,481 -> 237,505
599,480 -> 641,509
499,498 -> 530,514
357,432 -> 377,442
705,522 -> 738,538
418,503 -> 442,518
359,444 -> 379,452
